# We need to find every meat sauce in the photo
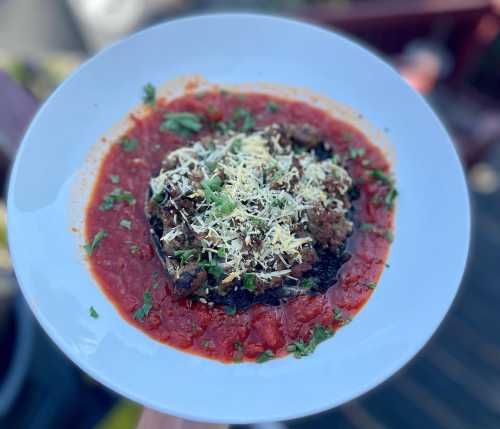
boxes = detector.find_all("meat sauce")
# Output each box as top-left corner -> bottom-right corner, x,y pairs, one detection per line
85,91 -> 394,363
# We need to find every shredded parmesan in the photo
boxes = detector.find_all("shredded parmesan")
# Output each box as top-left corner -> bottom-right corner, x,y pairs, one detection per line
150,125 -> 353,284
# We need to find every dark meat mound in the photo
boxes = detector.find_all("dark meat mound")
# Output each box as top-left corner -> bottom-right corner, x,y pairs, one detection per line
145,122 -> 359,310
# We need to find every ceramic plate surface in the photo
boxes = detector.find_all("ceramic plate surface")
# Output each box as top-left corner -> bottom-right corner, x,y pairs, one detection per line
7,13 -> 470,424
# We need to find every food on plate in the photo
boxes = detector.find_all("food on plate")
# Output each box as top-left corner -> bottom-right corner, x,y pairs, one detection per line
84,84 -> 396,363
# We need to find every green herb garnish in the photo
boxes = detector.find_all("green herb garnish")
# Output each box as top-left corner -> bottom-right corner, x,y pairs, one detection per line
99,188 -> 136,211
201,260 -> 224,278
243,273 -> 256,292
202,179 -> 237,217
216,247 -> 226,258
109,175 -> 120,184
233,107 -> 255,132
174,249 -> 197,264
334,308 -> 343,321
370,169 -> 391,184
121,137 -> 139,152
160,112 -> 203,137
142,83 -> 156,106
230,137 -> 243,153
299,278 -> 316,289
234,341 -> 243,351
349,147 -> 366,159
130,244 -> 140,254
256,350 -> 275,363
89,306 -> 99,319
359,223 -> 375,231
84,230 -> 107,256
288,325 -> 334,358
267,101 -> 279,113
133,290 -> 153,321
224,306 -> 237,315
367,283 -> 377,289
152,282 -> 160,289
202,176 -> 223,192
119,219 -> 132,230
384,188 -> 398,208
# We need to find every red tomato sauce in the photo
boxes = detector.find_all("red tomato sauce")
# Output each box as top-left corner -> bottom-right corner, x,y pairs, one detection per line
85,91 -> 394,363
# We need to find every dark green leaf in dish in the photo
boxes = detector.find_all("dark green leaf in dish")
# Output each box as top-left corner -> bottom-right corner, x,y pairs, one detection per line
224,306 -> 237,316
89,306 -> 99,319
243,273 -> 256,292
160,112 -> 203,137
256,350 -> 275,363
174,249 -> 197,265
200,260 -> 224,278
299,278 -> 316,289
134,290 -> 153,321
99,188 -> 136,211
119,219 -> 132,230
232,107 -> 255,132
84,230 -> 107,256
142,83 -> 156,106
288,325 -> 334,358
267,101 -> 279,113
109,175 -> 120,184
121,137 -> 139,152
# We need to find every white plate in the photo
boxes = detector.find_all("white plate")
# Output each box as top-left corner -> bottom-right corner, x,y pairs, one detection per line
7,14 -> 470,424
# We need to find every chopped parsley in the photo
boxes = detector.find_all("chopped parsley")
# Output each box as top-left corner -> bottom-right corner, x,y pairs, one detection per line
89,306 -> 99,319
224,305 -> 237,315
99,188 -> 136,211
130,244 -> 140,254
256,350 -> 275,363
243,273 -> 256,292
109,175 -> 120,184
84,230 -> 107,256
233,107 -> 255,132
370,169 -> 391,184
359,223 -> 375,231
267,101 -> 279,113
202,176 -> 223,192
334,308 -> 343,321
299,278 -> 316,289
201,260 -> 224,278
121,137 -> 139,152
287,325 -> 334,358
174,249 -> 197,264
349,147 -> 366,159
142,83 -> 156,106
367,282 -> 377,289
119,219 -> 132,230
160,112 -> 203,137
234,341 -> 243,352
133,290 -> 153,321
202,179 -> 237,216
230,137 -> 243,153
385,188 -> 398,208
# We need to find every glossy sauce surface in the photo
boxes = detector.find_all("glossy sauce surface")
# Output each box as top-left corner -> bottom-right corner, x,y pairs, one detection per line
85,92 -> 394,362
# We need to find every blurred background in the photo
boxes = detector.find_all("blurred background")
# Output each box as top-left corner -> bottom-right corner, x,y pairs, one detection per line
1,1 -> 500,428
